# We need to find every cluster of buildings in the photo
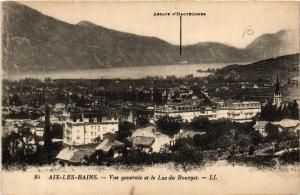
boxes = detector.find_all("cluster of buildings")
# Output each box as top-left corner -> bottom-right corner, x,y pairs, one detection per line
154,101 -> 261,123
55,125 -> 209,164
2,77 -> 285,144
254,119 -> 300,137
3,74 -> 299,164
3,118 -> 47,137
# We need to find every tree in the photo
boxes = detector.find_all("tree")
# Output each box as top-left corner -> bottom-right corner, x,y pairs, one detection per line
248,145 -> 255,156
249,130 -> 262,145
171,138 -> 204,169
190,117 -> 209,131
261,100 -> 299,121
9,94 -> 22,106
260,103 -> 277,121
51,123 -> 63,139
135,109 -> 151,127
291,100 -> 299,119
193,134 -> 209,149
135,116 -> 149,127
117,121 -> 135,140
265,123 -> 280,142
156,116 -> 182,137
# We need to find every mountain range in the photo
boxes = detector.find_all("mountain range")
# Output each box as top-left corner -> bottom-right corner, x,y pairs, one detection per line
2,1 -> 299,73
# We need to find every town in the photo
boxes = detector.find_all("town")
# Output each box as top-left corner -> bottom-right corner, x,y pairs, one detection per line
2,68 -> 300,168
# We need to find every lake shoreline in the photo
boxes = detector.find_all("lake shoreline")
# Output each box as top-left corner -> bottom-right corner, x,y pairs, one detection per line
3,63 -> 234,80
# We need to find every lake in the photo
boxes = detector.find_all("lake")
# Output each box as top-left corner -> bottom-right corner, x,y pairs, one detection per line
3,63 -> 232,80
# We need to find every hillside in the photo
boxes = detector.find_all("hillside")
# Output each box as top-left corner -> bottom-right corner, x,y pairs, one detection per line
245,30 -> 299,60
2,2 -> 299,73
215,54 -> 299,81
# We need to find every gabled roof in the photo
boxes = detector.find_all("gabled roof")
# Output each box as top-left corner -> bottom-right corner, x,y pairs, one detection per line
275,148 -> 298,155
253,121 -> 268,129
56,148 -> 78,162
133,136 -> 155,147
56,147 -> 95,163
132,127 -> 156,138
95,139 -> 124,152
271,119 -> 299,128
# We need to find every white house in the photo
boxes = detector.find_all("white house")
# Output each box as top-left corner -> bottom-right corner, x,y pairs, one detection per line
253,121 -> 268,137
132,126 -> 173,153
271,119 -> 300,132
63,117 -> 119,145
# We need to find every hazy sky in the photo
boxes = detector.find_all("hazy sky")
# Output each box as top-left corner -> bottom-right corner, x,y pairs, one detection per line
21,1 -> 299,48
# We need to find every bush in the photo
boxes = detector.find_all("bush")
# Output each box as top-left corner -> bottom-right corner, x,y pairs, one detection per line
156,116 -> 182,137
117,121 -> 135,141
170,138 -> 204,169
279,150 -> 300,164
227,155 -> 276,167
108,150 -> 173,165
190,117 -> 209,131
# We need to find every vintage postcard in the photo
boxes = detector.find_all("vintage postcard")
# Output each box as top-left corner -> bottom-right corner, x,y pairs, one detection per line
1,1 -> 300,195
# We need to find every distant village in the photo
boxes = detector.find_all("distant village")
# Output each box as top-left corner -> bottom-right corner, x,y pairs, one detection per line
2,73 -> 300,167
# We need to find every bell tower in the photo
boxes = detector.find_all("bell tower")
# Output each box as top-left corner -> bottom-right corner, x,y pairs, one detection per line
273,74 -> 282,107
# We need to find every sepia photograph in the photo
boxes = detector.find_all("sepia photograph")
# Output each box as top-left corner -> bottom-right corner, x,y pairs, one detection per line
1,1 -> 300,195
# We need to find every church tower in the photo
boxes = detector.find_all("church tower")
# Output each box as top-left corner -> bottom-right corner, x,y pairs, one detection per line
273,74 -> 282,107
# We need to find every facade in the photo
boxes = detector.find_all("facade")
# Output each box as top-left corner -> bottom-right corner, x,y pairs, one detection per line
3,119 -> 45,137
253,121 -> 268,137
154,101 -> 261,123
3,119 -> 21,136
35,124 -> 45,137
273,93 -> 282,107
53,103 -> 66,112
63,117 -> 119,145
226,101 -> 261,122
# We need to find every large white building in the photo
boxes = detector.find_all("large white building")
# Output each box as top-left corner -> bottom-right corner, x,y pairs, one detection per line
226,102 -> 261,122
63,117 -> 119,145
154,101 -> 261,123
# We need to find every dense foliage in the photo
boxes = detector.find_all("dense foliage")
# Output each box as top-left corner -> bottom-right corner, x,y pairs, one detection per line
156,116 -> 183,137
261,100 -> 299,121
